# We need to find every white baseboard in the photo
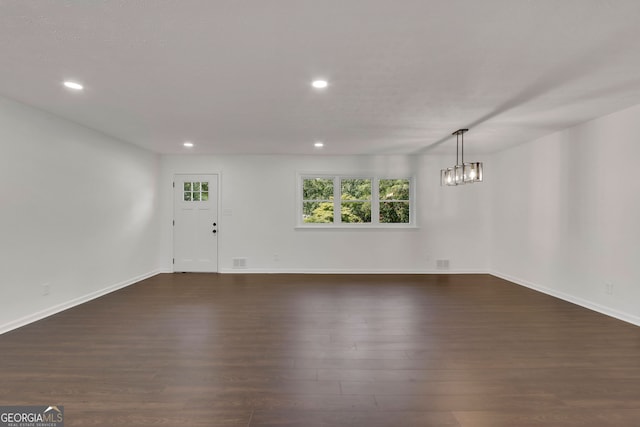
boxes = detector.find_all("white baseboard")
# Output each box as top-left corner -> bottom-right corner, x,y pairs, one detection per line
218,268 -> 488,274
491,270 -> 640,327
0,269 -> 165,335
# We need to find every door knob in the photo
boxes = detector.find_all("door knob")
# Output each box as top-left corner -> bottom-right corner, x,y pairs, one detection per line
212,229 -> 217,234
213,222 -> 217,226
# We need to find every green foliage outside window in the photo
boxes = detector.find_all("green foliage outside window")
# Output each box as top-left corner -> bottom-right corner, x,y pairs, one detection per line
303,178 -> 333,223
340,178 -> 372,223
379,179 -> 410,223
302,177 -> 410,224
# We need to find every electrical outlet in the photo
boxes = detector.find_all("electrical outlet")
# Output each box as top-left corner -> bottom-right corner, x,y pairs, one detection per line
605,282 -> 613,295
42,283 -> 50,296
232,258 -> 247,269
436,259 -> 450,270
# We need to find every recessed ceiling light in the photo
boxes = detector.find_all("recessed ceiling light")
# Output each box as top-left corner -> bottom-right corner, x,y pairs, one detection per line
314,141 -> 324,148
183,141 -> 194,148
63,81 -> 84,90
311,80 -> 328,89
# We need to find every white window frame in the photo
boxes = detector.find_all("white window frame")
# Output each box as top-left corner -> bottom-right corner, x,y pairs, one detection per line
296,173 -> 416,228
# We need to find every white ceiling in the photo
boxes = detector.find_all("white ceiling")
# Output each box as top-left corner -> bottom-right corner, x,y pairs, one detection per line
2,0 -> 640,156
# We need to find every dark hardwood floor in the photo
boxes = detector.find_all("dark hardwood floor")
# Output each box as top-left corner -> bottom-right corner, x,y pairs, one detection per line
1,273 -> 639,426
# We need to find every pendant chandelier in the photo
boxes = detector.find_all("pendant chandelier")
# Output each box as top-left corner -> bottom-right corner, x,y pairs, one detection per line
440,128 -> 483,186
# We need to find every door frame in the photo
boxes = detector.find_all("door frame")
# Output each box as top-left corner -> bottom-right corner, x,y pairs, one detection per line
172,173 -> 220,272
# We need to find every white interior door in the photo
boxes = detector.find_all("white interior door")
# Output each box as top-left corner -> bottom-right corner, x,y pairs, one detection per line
173,174 -> 218,272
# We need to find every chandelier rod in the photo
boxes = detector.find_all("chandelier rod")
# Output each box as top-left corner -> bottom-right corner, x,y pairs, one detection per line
456,132 -> 459,166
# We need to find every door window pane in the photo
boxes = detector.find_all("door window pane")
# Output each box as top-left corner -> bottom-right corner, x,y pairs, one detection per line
183,181 -> 211,202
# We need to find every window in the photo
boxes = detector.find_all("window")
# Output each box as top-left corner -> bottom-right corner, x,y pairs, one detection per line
302,178 -> 334,223
184,181 -> 209,201
379,179 -> 410,223
341,178 -> 372,223
300,175 -> 413,227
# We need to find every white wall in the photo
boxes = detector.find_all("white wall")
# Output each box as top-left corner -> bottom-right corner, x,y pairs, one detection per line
0,96 -> 163,333
491,103 -> 640,325
160,154 -> 490,273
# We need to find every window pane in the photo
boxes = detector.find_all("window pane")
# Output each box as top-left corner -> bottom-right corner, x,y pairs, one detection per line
201,182 -> 209,191
303,178 -> 333,200
193,182 -> 201,191
341,179 -> 371,200
303,201 -> 333,223
184,192 -> 192,201
380,201 -> 410,223
341,201 -> 371,223
201,192 -> 209,201
184,182 -> 192,191
379,179 -> 410,200
192,192 -> 201,201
